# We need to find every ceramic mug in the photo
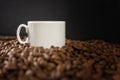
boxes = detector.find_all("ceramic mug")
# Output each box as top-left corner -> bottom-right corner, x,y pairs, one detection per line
16,21 -> 65,48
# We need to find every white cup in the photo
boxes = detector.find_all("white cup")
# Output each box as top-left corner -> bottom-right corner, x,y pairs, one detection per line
16,21 -> 65,48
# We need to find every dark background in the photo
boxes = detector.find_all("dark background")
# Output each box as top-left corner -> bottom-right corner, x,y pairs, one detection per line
0,0 -> 120,42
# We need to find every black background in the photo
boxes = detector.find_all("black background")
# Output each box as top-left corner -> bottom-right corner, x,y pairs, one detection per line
0,0 -> 120,42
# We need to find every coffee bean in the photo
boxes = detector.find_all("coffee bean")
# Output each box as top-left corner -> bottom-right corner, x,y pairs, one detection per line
37,57 -> 47,67
51,53 -> 61,60
32,52 -> 42,57
113,74 -> 120,80
0,69 -> 3,76
47,62 -> 56,70
33,61 -> 38,67
35,71 -> 47,79
18,70 -> 26,80
53,59 -> 62,65
61,77 -> 69,80
17,62 -> 27,70
56,64 -> 65,73
25,69 -> 33,76
21,47 -> 29,58
0,36 -> 120,80
51,71 -> 61,79
65,63 -> 71,70
83,59 -> 95,68
43,53 -> 50,60
27,55 -> 33,62
4,61 -> 17,70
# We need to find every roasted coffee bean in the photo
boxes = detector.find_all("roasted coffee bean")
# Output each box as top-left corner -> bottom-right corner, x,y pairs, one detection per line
0,36 -> 120,80
83,59 -> 95,68
35,71 -> 47,79
51,71 -> 62,79
21,51 -> 28,58
43,53 -> 50,60
32,47 -> 42,57
17,62 -> 27,70
0,69 -> 3,77
27,55 -> 33,62
4,61 -> 17,70
51,53 -> 61,60
113,74 -> 120,80
53,59 -> 63,65
65,62 -> 71,70
47,62 -> 56,70
56,64 -> 65,73
25,69 -> 33,76
37,57 -> 47,67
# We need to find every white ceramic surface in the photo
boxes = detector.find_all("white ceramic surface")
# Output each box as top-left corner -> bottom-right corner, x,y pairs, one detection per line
17,21 -> 65,48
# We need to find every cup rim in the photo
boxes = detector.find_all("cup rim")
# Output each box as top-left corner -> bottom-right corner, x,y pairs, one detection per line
28,21 -> 65,23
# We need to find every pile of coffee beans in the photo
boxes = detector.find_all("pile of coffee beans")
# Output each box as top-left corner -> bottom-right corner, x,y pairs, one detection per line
0,36 -> 120,80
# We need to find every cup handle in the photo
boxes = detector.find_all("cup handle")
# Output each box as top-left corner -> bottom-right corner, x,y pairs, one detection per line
16,24 -> 29,44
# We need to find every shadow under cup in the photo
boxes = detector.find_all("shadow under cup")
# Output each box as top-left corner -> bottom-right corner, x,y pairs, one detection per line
17,21 -> 65,48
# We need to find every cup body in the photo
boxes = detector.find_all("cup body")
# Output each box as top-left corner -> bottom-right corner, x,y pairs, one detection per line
26,21 -> 65,48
